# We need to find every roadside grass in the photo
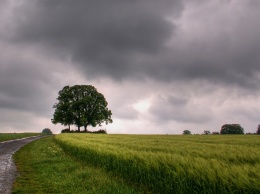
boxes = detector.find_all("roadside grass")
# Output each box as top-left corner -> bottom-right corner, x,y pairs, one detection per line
12,136 -> 143,194
0,133 -> 40,142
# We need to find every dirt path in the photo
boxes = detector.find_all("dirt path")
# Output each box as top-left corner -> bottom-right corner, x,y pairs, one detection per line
0,136 -> 43,194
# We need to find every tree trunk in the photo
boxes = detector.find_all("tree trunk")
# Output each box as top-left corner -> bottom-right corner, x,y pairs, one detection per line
78,125 -> 80,132
84,123 -> 89,133
68,125 -> 71,131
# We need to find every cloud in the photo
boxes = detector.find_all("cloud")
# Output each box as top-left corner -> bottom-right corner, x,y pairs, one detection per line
149,94 -> 212,124
3,0 -> 260,89
0,0 -> 260,134
3,0 -> 183,80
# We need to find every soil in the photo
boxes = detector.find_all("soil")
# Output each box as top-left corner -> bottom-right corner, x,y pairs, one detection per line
0,136 -> 43,194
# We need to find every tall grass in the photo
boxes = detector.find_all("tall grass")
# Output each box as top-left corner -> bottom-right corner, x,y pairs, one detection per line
13,136 -> 142,194
0,133 -> 40,142
55,134 -> 260,193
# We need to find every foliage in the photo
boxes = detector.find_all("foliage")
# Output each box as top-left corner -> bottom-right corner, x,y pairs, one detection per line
220,124 -> 244,134
52,85 -> 112,132
54,134 -> 260,193
182,130 -> 191,135
13,136 -> 141,194
91,129 -> 107,134
42,128 -> 53,135
0,133 -> 40,142
61,128 -> 71,133
257,124 -> 260,134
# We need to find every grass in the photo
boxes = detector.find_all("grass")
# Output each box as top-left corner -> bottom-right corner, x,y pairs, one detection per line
12,134 -> 260,193
54,134 -> 260,194
12,136 -> 143,194
0,133 -> 40,142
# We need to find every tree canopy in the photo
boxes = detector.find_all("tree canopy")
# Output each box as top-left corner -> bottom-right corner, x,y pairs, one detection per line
52,85 -> 112,132
220,124 -> 244,134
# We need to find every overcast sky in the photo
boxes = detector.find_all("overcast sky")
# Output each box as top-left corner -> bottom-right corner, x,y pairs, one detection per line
1,0 -> 260,134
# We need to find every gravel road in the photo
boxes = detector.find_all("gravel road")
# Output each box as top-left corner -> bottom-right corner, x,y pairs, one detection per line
0,136 -> 43,194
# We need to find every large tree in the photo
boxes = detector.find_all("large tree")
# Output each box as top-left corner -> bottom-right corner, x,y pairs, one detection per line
52,85 -> 112,132
220,124 -> 244,134
257,125 -> 260,134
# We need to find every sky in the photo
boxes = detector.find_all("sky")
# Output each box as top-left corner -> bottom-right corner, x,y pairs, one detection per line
1,0 -> 260,134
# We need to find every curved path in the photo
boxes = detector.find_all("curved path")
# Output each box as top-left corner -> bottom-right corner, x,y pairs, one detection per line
0,136 -> 43,194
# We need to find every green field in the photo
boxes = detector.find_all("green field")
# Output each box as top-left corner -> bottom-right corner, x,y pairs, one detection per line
13,134 -> 260,193
0,133 -> 40,142
54,134 -> 260,193
13,136 -> 142,194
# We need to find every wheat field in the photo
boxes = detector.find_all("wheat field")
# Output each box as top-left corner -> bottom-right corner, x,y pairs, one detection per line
55,134 -> 260,193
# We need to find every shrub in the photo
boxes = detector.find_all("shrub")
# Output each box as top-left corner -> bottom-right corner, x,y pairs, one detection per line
42,128 -> 53,135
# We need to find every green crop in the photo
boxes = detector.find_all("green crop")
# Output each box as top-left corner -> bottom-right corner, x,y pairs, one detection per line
13,136 -> 142,194
55,134 -> 260,193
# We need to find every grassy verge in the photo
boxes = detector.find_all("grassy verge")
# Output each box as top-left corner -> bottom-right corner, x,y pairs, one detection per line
0,133 -> 40,142
12,136 -> 142,194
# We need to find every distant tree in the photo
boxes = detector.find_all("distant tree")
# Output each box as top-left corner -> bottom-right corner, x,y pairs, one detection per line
52,85 -> 113,132
183,130 -> 191,135
257,125 -> 260,134
220,124 -> 244,134
212,132 -> 220,135
204,130 -> 211,135
42,128 -> 53,135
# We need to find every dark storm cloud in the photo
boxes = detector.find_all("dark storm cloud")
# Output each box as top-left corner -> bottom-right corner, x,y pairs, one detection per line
5,0 -> 183,79
5,0 -> 260,89
2,0 -> 260,88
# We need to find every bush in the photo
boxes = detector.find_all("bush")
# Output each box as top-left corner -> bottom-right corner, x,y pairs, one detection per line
61,128 -> 71,133
204,130 -> 211,135
61,129 -> 107,134
183,130 -> 191,135
42,128 -> 53,135
91,129 -> 107,134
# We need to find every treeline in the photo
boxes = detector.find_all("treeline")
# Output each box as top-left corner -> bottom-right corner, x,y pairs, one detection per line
183,124 -> 260,135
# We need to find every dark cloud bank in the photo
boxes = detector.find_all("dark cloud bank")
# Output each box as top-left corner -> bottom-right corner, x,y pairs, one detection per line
4,0 -> 260,87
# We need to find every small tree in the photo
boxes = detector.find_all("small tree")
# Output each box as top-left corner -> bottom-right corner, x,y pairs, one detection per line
183,130 -> 191,135
204,130 -> 211,135
257,125 -> 260,134
220,124 -> 244,134
42,128 -> 53,135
